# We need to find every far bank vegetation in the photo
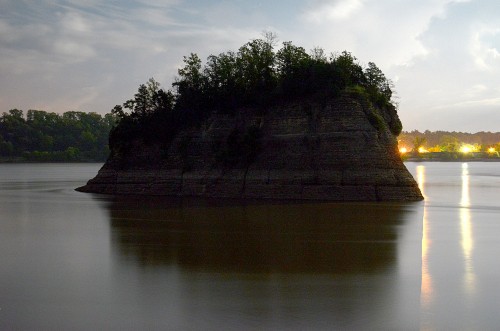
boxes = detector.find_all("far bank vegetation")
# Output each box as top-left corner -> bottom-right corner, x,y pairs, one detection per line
399,130 -> 500,160
0,110 -> 116,162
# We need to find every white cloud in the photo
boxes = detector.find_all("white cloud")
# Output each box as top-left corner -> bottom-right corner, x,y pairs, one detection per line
393,0 -> 500,131
59,11 -> 92,33
470,26 -> 500,71
137,0 -> 181,8
0,0 -> 265,114
53,39 -> 96,61
296,0 -> 460,72
0,19 -> 18,43
305,0 -> 364,22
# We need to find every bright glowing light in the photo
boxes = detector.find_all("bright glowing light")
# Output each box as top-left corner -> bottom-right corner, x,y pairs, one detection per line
418,147 -> 428,153
460,145 -> 472,153
399,147 -> 408,154
488,147 -> 496,153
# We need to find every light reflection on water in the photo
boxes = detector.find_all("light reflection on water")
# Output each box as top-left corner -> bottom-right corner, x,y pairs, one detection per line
417,162 -> 476,310
406,161 -> 500,331
460,163 -> 475,295
417,165 -> 433,309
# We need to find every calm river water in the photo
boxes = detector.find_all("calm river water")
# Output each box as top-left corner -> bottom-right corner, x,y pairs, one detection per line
0,162 -> 499,330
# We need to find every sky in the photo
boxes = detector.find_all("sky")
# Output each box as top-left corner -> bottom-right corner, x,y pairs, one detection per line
1,0 -> 499,132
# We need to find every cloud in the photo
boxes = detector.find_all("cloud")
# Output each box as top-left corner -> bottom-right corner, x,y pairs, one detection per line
298,0 -> 458,68
304,0 -> 364,22
2,0 -> 499,133
0,0 -> 266,114
393,0 -> 500,132
58,10 -> 92,33
470,25 -> 500,71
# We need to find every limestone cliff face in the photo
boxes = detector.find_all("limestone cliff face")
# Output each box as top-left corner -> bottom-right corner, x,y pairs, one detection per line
77,95 -> 423,201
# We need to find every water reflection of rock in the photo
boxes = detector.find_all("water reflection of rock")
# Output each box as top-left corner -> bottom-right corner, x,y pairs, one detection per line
107,197 -> 410,274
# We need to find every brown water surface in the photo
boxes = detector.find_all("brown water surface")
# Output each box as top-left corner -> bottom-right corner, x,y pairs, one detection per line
1,162 -> 499,329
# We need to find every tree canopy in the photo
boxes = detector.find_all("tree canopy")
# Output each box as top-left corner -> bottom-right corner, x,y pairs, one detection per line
0,109 -> 116,161
108,38 -> 399,155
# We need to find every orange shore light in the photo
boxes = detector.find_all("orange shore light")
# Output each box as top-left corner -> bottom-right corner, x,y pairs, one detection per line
418,147 -> 429,154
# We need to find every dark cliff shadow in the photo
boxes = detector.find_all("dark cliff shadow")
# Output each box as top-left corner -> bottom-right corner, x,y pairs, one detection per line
101,196 -> 419,275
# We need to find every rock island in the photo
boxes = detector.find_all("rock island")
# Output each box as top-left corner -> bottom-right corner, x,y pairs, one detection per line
77,39 -> 423,201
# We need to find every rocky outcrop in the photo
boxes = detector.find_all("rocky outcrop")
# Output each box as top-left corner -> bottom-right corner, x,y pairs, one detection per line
77,95 -> 423,201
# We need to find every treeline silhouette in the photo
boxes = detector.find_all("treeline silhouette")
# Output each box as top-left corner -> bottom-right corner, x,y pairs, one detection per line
0,109 -> 116,162
400,130 -> 500,151
109,37 -> 400,159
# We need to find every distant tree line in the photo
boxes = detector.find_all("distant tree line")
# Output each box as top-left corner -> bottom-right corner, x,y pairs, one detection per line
0,109 -> 116,162
110,36 -> 400,161
400,130 -> 500,152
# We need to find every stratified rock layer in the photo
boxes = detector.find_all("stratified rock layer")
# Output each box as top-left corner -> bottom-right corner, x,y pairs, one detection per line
77,96 -> 423,201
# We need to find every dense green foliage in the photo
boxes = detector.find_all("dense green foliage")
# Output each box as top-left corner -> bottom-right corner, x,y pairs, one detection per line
109,38 -> 398,157
0,109 -> 116,162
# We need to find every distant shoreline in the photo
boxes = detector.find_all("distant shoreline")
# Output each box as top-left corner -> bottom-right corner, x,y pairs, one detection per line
0,158 -> 104,164
404,158 -> 500,162
2,158 -> 499,164
403,157 -> 500,162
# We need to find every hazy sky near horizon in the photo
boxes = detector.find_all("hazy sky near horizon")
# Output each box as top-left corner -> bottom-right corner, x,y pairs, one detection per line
1,0 -> 499,132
